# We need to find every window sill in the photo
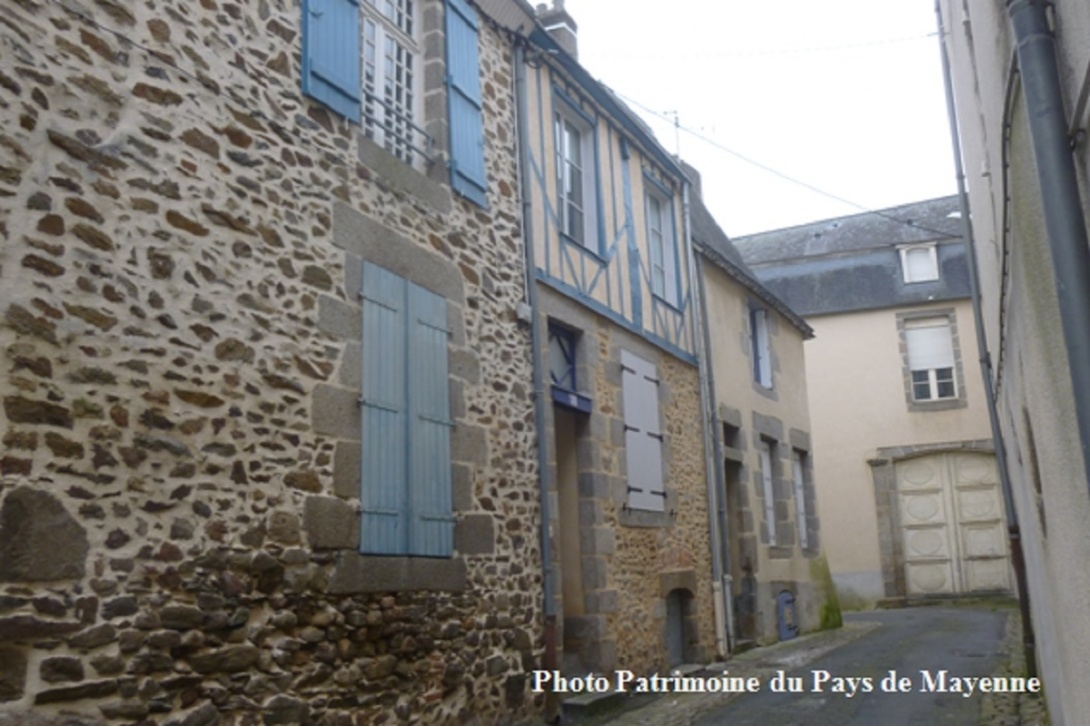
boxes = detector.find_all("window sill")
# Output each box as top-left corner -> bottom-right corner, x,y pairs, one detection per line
907,397 -> 967,412
558,232 -> 608,265
651,292 -> 683,313
330,552 -> 467,593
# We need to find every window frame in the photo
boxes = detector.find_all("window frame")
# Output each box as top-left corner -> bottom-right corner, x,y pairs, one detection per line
792,449 -> 810,551
750,306 -> 772,389
548,323 -> 591,413
758,439 -> 777,546
644,175 -> 680,307
898,309 -> 967,412
361,0 -> 425,167
553,92 -> 600,255
899,243 -> 939,283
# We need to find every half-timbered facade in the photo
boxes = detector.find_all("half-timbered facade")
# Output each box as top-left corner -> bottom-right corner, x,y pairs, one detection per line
519,5 -> 717,677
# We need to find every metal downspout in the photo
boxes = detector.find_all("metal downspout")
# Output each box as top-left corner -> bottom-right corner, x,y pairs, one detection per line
684,186 -> 730,658
1007,0 -> 1090,495
514,41 -> 557,687
936,0 -> 1036,676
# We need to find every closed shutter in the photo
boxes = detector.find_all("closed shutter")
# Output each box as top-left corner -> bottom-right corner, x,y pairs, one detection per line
407,282 -> 455,556
360,263 -> 410,554
905,319 -> 954,370
622,350 -> 665,512
360,263 -> 453,556
445,0 -> 488,207
302,0 -> 361,122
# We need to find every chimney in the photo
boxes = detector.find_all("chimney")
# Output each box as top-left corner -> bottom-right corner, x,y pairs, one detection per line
679,160 -> 703,201
536,0 -> 578,59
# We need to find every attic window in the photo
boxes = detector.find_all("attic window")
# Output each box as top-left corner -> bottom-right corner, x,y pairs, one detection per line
899,244 -> 938,283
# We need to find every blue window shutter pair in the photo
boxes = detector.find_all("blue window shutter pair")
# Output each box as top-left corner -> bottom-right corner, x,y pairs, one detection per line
445,0 -> 488,207
360,263 -> 454,556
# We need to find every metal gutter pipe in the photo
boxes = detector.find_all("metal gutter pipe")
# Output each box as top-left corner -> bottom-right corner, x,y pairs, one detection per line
1007,0 -> 1090,495
684,185 -> 730,658
937,0 -> 1035,676
514,41 -> 557,684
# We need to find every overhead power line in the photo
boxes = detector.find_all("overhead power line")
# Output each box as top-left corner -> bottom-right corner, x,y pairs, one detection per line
614,91 -> 961,240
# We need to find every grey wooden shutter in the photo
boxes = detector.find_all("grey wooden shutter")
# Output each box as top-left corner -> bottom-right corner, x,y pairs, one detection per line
360,263 -> 410,554
622,350 -> 665,512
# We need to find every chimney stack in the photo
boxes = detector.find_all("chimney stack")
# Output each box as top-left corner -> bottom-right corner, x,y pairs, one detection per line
536,0 -> 578,59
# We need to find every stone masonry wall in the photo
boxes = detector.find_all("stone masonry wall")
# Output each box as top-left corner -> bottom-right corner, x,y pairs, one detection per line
0,0 -> 541,723
540,284 -> 715,676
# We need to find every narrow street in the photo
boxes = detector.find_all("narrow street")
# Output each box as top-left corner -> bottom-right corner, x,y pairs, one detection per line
696,607 -> 1012,725
576,603 -> 1044,726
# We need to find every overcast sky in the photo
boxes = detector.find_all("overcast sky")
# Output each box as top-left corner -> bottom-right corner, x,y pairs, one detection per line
562,0 -> 957,237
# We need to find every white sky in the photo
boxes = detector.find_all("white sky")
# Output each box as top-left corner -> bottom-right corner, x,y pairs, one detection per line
562,0 -> 957,237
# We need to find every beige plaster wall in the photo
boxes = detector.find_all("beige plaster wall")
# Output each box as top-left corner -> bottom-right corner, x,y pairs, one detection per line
701,261 -> 831,642
802,300 -> 992,606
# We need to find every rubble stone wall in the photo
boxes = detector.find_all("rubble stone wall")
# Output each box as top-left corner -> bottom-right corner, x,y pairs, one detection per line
0,0 -> 542,723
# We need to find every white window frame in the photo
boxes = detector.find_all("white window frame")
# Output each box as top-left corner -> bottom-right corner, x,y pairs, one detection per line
792,450 -> 809,550
759,439 -> 777,546
645,187 -> 679,306
362,0 -> 423,166
899,243 -> 939,283
905,316 -> 958,402
750,306 -> 772,388
554,101 -> 598,253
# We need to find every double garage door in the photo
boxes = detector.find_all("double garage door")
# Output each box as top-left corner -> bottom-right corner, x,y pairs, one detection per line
896,452 -> 1011,595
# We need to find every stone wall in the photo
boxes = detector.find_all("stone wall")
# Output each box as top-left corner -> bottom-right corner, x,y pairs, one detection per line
0,0 -> 542,723
539,287 -> 715,676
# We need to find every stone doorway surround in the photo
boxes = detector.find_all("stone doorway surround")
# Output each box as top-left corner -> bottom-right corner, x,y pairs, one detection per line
869,439 -> 1009,600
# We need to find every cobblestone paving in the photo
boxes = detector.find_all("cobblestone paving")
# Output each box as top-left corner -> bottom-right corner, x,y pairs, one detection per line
566,605 -> 1048,726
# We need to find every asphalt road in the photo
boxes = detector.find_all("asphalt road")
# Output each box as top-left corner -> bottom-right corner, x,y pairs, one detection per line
693,607 -> 1010,725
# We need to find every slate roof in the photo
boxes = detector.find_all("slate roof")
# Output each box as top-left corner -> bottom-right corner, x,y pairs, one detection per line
732,196 -> 972,317
690,195 -> 813,338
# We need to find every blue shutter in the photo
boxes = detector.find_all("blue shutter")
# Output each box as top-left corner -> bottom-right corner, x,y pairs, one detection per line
407,282 -> 455,556
302,0 -> 361,122
360,263 -> 410,554
445,0 -> 488,207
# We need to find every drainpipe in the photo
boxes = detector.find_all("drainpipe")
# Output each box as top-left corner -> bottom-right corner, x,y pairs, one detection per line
684,184 -> 730,658
1006,0 -> 1090,495
936,0 -> 1036,676
514,40 -> 558,692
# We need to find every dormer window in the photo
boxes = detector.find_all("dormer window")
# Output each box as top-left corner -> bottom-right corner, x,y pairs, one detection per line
899,244 -> 939,283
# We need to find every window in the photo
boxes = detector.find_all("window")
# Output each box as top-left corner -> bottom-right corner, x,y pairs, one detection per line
548,324 -> 591,412
554,102 -> 598,250
758,439 -> 777,545
750,306 -> 772,388
301,0 -> 486,197
905,317 -> 957,401
359,262 -> 454,556
899,244 -> 939,283
621,350 -> 665,512
361,0 -> 421,164
646,189 -> 679,306
792,450 -> 810,550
